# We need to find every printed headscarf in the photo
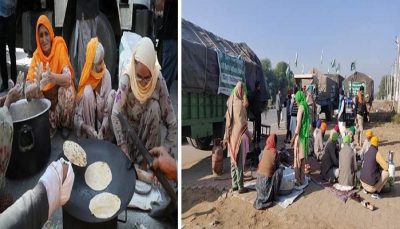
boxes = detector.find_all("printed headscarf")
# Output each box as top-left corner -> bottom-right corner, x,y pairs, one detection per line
123,37 -> 160,104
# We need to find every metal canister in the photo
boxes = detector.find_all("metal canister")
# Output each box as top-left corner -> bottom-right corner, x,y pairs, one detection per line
388,151 -> 394,163
212,138 -> 224,175
388,151 -> 395,179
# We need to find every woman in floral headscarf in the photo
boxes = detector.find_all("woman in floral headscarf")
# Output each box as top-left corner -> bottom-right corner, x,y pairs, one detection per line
290,91 -> 310,186
111,37 -> 177,165
223,81 -> 251,194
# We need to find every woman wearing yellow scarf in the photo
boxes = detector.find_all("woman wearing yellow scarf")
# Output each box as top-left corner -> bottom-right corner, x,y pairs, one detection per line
25,15 -> 75,138
111,37 -> 177,165
74,38 -> 116,140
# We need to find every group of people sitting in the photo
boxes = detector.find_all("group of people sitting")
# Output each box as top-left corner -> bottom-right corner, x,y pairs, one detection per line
0,14 -> 177,228
242,86 -> 391,210
1,14 -> 177,171
318,123 -> 389,199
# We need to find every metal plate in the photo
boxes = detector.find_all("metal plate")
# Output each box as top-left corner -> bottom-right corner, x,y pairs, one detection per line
63,139 -> 136,223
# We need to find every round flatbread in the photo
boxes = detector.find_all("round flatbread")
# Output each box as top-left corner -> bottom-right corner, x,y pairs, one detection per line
63,140 -> 87,167
89,192 -> 121,219
85,161 -> 112,191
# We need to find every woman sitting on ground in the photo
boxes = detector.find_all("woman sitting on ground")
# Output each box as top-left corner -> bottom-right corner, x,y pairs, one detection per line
74,38 -> 116,140
321,131 -> 339,183
254,134 -> 283,209
25,15 -> 75,138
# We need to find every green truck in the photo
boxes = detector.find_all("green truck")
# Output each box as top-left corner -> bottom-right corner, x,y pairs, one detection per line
182,19 -> 267,149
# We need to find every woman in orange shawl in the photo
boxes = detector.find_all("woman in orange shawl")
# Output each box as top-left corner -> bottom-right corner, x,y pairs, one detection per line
74,37 -> 115,140
223,81 -> 251,194
25,15 -> 75,138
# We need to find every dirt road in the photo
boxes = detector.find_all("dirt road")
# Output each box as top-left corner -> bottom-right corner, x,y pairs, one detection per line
182,121 -> 400,229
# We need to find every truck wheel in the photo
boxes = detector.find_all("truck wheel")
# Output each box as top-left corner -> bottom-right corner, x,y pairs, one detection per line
188,137 -> 212,150
68,13 -> 117,88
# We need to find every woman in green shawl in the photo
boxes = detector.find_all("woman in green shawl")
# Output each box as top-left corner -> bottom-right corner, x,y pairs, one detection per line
290,91 -> 310,186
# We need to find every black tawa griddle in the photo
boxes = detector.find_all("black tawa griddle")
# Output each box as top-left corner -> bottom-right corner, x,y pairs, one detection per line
62,139 -> 136,223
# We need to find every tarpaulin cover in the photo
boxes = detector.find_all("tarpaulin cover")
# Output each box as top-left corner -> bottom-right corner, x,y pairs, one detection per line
182,19 -> 267,101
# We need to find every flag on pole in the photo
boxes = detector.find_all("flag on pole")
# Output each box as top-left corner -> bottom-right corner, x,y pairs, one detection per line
351,61 -> 356,71
336,63 -> 340,73
320,49 -> 324,64
286,65 -> 290,77
295,52 -> 298,67
331,58 -> 336,68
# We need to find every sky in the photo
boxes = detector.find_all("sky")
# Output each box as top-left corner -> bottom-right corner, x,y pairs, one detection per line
182,0 -> 400,92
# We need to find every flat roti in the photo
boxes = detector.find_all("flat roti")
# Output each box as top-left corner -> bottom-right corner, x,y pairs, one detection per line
63,140 -> 87,167
89,192 -> 121,219
85,161 -> 112,191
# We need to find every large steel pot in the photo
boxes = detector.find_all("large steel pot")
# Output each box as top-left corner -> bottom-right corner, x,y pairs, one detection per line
6,98 -> 51,179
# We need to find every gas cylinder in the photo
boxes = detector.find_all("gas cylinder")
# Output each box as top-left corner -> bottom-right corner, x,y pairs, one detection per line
212,138 -> 224,175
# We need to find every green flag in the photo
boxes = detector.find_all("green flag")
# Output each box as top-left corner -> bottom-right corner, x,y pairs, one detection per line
286,65 -> 290,77
320,49 -> 323,64
336,63 -> 340,73
331,58 -> 336,68
351,62 -> 356,71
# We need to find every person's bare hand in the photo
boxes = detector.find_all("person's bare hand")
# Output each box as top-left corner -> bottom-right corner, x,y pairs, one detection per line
120,143 -> 129,159
97,126 -> 105,140
149,146 -> 177,181
4,82 -> 23,108
34,61 -> 43,82
16,71 -> 24,86
40,63 -> 53,90
290,137 -> 295,147
84,125 -> 98,139
222,140 -> 228,150
25,81 -> 38,101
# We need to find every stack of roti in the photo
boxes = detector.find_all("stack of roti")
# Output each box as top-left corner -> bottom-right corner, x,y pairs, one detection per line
63,140 -> 87,167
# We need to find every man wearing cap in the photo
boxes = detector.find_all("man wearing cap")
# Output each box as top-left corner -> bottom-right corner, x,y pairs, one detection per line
348,126 -> 356,143
321,130 -> 340,182
358,130 -> 373,161
338,135 -> 357,188
360,136 -> 389,199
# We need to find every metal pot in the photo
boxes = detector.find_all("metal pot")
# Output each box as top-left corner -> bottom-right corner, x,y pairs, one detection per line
6,98 -> 51,179
279,166 -> 295,195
